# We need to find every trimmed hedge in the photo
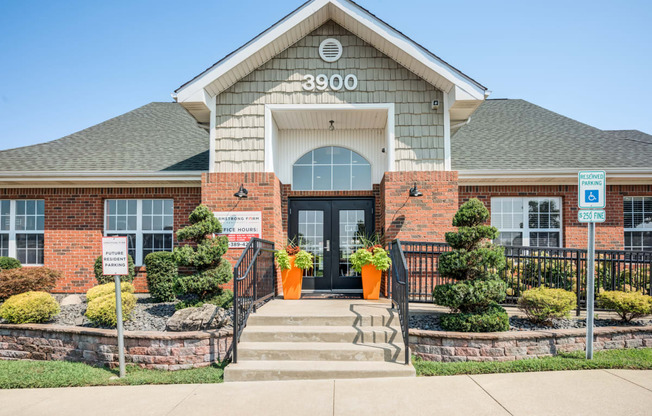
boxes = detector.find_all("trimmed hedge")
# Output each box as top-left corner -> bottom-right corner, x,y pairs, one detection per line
0,291 -> 60,324
144,251 -> 177,302
94,255 -> 135,284
0,257 -> 21,270
0,267 -> 59,299
439,303 -> 510,332
598,291 -> 652,322
86,282 -> 135,303
518,287 -> 577,324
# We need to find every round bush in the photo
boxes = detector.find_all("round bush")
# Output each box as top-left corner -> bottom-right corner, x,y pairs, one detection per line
433,277 -> 507,313
598,290 -> 652,322
518,287 -> 577,324
86,281 -> 135,303
0,257 -> 21,270
144,251 -> 178,302
439,303 -> 510,332
94,255 -> 135,284
0,291 -> 60,324
0,267 -> 60,299
85,292 -> 137,327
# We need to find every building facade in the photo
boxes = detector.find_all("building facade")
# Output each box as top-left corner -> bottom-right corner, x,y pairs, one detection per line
0,0 -> 650,293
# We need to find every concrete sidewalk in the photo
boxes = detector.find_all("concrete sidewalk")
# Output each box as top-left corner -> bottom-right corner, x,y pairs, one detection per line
1,370 -> 651,416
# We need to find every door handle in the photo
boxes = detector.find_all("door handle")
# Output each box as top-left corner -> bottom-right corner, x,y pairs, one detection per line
325,240 -> 330,252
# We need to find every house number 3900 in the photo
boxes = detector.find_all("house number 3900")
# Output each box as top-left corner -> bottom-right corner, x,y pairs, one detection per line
302,74 -> 358,91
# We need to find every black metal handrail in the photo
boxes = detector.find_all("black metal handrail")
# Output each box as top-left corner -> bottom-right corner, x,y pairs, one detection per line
228,237 -> 276,363
389,239 -> 410,365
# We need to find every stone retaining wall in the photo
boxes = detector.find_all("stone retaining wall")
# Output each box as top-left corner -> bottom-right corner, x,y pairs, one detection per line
409,326 -> 652,362
0,324 -> 232,370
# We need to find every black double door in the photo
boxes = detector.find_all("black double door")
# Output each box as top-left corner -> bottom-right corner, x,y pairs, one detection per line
288,199 -> 374,292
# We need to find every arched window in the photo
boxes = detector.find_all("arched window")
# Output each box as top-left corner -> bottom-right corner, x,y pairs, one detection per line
293,146 -> 371,191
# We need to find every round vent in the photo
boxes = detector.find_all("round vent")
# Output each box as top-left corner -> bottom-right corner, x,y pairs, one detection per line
319,38 -> 343,62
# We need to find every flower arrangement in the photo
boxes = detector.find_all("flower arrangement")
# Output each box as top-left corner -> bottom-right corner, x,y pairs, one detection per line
274,241 -> 314,271
349,235 -> 391,272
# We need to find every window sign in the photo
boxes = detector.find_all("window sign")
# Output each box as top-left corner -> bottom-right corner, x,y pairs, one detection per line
214,211 -> 262,248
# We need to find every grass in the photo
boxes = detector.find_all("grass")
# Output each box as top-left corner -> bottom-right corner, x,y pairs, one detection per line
414,348 -> 652,377
0,360 -> 226,389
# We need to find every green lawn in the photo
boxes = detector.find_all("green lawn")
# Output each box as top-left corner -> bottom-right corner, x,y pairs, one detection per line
0,360 -> 226,389
414,348 -> 652,377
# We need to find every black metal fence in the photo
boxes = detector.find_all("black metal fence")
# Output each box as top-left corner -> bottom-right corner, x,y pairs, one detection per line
388,239 -> 410,365
229,238 -> 276,363
398,241 -> 652,314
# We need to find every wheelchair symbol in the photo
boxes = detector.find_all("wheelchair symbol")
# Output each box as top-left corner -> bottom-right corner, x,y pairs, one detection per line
585,190 -> 599,203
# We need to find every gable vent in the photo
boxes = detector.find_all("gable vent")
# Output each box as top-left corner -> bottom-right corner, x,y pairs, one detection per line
319,38 -> 343,63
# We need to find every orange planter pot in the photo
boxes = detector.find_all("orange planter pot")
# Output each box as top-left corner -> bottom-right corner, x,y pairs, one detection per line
281,256 -> 303,300
361,264 -> 382,300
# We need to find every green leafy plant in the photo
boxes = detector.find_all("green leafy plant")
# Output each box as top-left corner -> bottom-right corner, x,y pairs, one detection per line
85,292 -> 137,327
0,267 -> 60,300
274,249 -> 291,271
293,250 -> 314,270
274,240 -> 313,271
517,287 -> 577,324
144,251 -> 178,302
173,205 -> 232,309
433,198 -> 509,332
598,290 -> 652,322
174,289 -> 234,310
94,255 -> 135,284
350,247 -> 392,272
0,291 -> 60,324
0,257 -> 21,270
86,282 -> 135,303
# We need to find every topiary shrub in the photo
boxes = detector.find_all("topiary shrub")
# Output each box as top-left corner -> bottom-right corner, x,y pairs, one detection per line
144,251 -> 178,302
433,198 -> 509,332
94,255 -> 135,284
85,292 -> 137,327
517,287 -> 577,324
0,267 -> 60,299
0,257 -> 21,270
86,282 -> 135,303
175,289 -> 234,310
598,290 -> 652,322
0,291 -> 60,324
173,205 -> 232,309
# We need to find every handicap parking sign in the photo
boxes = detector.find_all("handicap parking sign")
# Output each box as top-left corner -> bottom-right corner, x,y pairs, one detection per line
585,190 -> 599,204
578,171 -> 606,209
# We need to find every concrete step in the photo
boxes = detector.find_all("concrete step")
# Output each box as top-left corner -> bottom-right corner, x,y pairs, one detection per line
247,313 -> 398,327
224,360 -> 416,382
237,342 -> 405,362
239,325 -> 401,343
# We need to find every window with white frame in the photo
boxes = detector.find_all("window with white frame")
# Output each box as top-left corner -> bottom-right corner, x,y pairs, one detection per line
624,196 -> 652,251
0,200 -> 45,265
491,197 -> 562,247
104,199 -> 174,265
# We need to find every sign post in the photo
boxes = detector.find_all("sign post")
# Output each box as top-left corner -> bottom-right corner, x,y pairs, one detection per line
101,236 -> 129,377
578,170 -> 606,360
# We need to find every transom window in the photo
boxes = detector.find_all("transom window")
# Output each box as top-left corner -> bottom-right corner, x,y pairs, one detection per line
491,197 -> 562,247
624,196 -> 652,251
104,199 -> 174,265
292,146 -> 371,191
0,200 -> 45,265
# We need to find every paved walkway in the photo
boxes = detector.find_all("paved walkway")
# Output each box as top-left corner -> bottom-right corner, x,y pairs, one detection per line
1,369 -> 651,416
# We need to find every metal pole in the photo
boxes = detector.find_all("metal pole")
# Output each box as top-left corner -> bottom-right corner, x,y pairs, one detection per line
114,275 -> 126,377
586,222 -> 595,360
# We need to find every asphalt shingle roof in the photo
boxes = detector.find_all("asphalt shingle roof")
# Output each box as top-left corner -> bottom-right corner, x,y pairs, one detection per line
0,102 -> 209,172
605,129 -> 652,145
452,99 -> 652,171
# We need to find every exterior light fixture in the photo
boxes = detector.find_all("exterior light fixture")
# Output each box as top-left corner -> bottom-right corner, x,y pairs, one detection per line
234,184 -> 248,198
329,120 -> 335,131
409,183 -> 422,197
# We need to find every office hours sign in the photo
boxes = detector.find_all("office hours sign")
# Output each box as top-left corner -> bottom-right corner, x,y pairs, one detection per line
214,211 -> 262,248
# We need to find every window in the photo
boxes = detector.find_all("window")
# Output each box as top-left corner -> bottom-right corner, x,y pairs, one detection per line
104,199 -> 174,265
624,196 -> 652,251
0,200 -> 45,265
491,197 -> 562,247
292,146 -> 371,191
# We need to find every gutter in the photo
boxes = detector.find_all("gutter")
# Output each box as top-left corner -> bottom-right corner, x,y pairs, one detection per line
458,168 -> 652,186
0,171 -> 204,186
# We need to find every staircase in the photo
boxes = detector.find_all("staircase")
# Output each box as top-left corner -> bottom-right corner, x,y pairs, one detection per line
224,299 -> 416,382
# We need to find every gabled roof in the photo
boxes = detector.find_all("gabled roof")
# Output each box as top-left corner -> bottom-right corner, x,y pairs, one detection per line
175,0 -> 487,122
0,103 -> 209,173
452,99 -> 652,172
605,129 -> 652,145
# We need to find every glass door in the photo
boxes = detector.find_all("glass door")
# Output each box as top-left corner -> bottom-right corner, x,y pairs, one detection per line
288,200 -> 331,291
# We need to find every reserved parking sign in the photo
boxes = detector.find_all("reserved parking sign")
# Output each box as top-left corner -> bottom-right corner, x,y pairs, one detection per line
578,171 -> 606,209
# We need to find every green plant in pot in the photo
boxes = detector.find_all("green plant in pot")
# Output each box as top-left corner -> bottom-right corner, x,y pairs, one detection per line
274,240 -> 313,300
350,235 -> 391,300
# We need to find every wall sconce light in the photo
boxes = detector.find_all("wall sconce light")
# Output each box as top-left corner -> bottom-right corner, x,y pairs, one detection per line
234,184 -> 248,199
431,100 -> 439,111
409,183 -> 423,197
329,120 -> 335,131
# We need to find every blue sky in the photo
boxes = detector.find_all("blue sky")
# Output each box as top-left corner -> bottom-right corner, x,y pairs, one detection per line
0,0 -> 651,151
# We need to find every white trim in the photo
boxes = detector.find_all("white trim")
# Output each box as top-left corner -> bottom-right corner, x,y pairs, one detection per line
386,103 -> 395,172
458,168 -> 652,186
443,91 -> 452,171
207,94 -> 216,173
491,197 -> 563,248
0,199 -> 45,266
264,105 -> 274,172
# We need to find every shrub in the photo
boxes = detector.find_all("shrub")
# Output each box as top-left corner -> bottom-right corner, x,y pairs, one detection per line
175,289 -> 234,310
85,292 -> 137,327
439,303 -> 510,332
274,241 -> 314,271
86,282 -> 135,303
94,255 -> 135,284
517,287 -> 577,324
0,291 -> 60,324
598,291 -> 652,322
350,246 -> 392,272
0,257 -> 21,270
0,267 -> 60,299
144,251 -> 177,302
433,278 -> 507,313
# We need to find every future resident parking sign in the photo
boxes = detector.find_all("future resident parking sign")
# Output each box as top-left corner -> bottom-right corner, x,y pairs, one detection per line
578,170 -> 606,209
101,236 -> 129,276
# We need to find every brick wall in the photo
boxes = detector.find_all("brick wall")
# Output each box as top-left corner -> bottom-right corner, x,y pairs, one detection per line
0,187 -> 201,293
459,184 -> 652,250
